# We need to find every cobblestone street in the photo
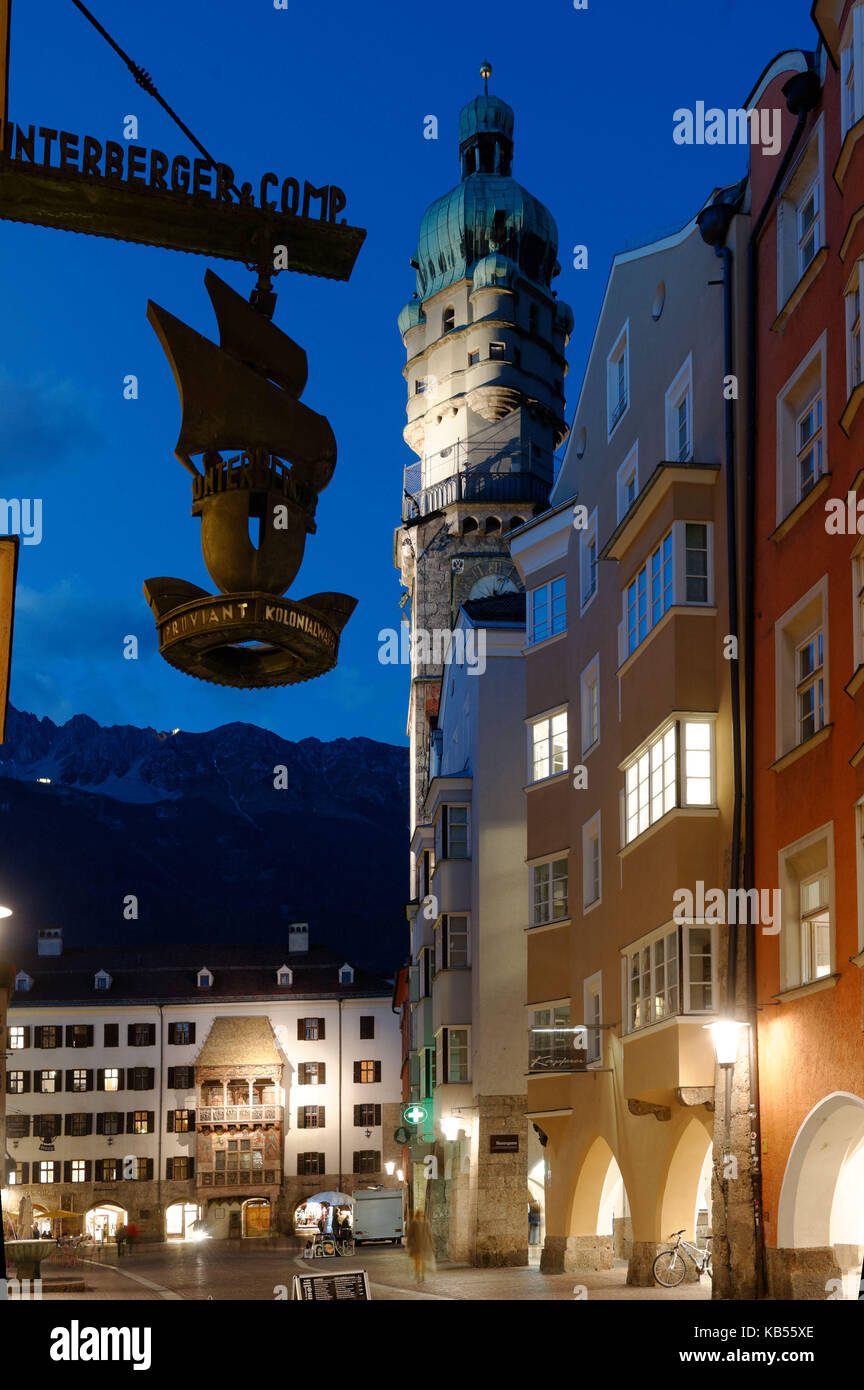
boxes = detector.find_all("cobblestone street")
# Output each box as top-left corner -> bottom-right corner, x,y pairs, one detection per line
33,1240 -> 712,1302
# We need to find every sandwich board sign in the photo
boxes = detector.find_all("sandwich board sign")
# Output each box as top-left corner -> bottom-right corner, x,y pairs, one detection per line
291,1269 -> 371,1301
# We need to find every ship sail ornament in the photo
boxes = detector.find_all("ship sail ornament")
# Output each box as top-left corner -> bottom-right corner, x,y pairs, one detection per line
144,270 -> 356,688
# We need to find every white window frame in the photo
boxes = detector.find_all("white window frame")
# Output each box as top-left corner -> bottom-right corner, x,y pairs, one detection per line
580,654 -> 600,755
775,334 -> 827,524
38,1161 -> 56,1184
774,577 -> 829,760
606,321 -> 630,439
665,355 -> 694,463
777,120 -> 824,311
794,394 -> 824,502
583,974 -> 603,1065
438,1025 -> 470,1085
528,707 -> 568,783
9,1025 -> 24,1049
528,575 -> 566,646
840,6 -> 864,136
777,822 -> 835,991
579,508 -> 599,612
582,813 -> 601,912
844,258 -> 864,399
799,869 -> 832,983
795,626 -> 825,743
622,921 -> 717,1033
616,442 -> 639,521
438,803 -> 470,859
531,857 -> 569,926
622,716 -> 716,847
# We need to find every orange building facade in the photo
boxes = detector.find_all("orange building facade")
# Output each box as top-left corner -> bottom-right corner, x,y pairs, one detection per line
751,2 -> 864,1300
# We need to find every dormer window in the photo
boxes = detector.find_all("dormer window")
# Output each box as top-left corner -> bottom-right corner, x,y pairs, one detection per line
94,971 -> 112,992
277,965 -> 293,987
14,971 -> 32,992
338,963 -> 355,985
197,968 -> 213,989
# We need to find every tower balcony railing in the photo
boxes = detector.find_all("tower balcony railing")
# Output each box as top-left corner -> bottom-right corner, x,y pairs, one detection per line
402,442 -> 552,522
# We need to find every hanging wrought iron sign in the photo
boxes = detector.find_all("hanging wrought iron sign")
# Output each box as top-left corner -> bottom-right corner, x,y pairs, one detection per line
143,270 -> 357,688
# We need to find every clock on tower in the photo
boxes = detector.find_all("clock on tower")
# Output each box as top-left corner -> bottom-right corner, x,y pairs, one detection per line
450,555 -> 522,620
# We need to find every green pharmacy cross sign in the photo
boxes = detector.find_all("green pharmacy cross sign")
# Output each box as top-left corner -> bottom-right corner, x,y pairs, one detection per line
402,1102 -> 428,1128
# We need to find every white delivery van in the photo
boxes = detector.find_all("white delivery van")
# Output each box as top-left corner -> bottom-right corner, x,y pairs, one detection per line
352,1187 -> 405,1245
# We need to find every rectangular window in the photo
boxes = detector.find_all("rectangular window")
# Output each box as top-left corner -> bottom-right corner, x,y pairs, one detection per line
298,1153 -> 325,1176
130,1067 -> 153,1091
71,1160 -> 86,1183
797,179 -> 821,277
300,1062 -> 324,1085
102,1113 -> 122,1136
7,1115 -> 29,1138
468,348 -> 479,366
169,1022 -> 194,1046
685,524 -> 709,603
71,1069 -> 89,1093
302,1106 -> 321,1128
800,871 -> 831,982
625,531 -> 675,657
172,1157 -> 191,1180
101,1159 -> 119,1182
359,1016 -> 375,1040
846,266 -> 863,396
529,1005 -> 572,1071
302,1018 -> 321,1041
442,804 -> 469,858
580,655 -> 600,755
665,357 -> 693,463
796,396 -> 824,500
446,1028 -> 469,1083
529,577 -> 566,645
796,629 -> 825,742
582,815 -> 601,909
353,1150 -> 381,1174
617,444 -> 639,521
7,1071 -> 26,1094
173,1109 -> 191,1133
132,1111 -> 151,1134
102,1068 -> 120,1092
130,1023 -> 154,1047
358,1060 -> 377,1084
9,1026 -> 25,1049
38,1025 -> 59,1049
135,1158 -> 150,1181
38,1162 -> 56,1184
580,511 -> 599,609
355,1103 -> 380,1127
532,858 -> 569,926
37,1070 -> 58,1094
623,719 -> 714,846
489,341 -> 505,359
625,927 -> 682,1031
445,915 -> 469,968
607,325 -> 629,435
69,1113 -> 88,1137
69,1024 -> 91,1049
584,978 -> 602,1065
530,709 -> 567,782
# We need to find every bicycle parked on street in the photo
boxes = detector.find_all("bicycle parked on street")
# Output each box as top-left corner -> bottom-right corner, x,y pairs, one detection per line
653,1229 -> 712,1286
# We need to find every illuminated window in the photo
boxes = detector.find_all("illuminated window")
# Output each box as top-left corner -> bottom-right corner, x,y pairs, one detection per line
800,872 -> 831,982
530,710 -> 567,783
623,719 -> 714,846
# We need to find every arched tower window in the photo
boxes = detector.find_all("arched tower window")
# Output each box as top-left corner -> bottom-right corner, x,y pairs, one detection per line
443,306 -> 455,335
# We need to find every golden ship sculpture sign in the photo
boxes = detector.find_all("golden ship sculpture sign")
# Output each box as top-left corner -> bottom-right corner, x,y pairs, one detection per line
144,271 -> 357,688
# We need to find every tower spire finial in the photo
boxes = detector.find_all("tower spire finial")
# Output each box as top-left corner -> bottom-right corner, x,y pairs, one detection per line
480,61 -> 492,96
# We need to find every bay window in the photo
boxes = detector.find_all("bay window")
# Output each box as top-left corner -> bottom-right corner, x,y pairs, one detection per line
530,709 -> 567,782
623,923 -> 716,1032
623,718 -> 715,846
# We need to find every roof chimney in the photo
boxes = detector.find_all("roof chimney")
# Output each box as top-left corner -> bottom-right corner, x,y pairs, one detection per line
288,922 -> 309,954
37,927 -> 63,956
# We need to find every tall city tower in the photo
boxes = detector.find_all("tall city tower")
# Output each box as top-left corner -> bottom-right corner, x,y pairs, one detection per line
395,75 -> 573,829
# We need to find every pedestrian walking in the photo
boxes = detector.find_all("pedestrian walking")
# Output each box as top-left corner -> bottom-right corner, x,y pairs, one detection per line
405,1211 -> 435,1284
116,1224 -> 127,1256
125,1221 -> 138,1253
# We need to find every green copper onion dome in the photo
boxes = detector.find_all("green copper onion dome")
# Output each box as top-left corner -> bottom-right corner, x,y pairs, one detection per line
397,298 -> 426,335
471,252 -> 519,291
410,90 -> 560,301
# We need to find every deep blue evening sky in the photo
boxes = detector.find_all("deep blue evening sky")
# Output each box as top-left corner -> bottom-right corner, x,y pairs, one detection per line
0,0 -> 812,744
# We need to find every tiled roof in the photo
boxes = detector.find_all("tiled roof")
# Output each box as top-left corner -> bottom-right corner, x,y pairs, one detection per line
8,941 -> 391,1005
196,1016 -> 282,1066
